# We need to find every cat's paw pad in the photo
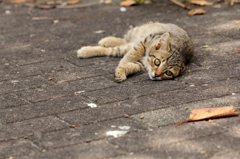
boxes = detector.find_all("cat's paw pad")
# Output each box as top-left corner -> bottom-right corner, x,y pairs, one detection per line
77,47 -> 93,58
115,67 -> 127,82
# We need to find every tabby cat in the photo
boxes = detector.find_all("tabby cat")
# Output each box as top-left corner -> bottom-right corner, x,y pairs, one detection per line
77,22 -> 194,82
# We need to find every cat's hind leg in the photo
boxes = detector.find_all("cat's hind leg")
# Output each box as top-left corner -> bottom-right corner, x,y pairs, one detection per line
77,44 -> 131,58
115,62 -> 145,82
98,36 -> 126,47
77,46 -> 107,58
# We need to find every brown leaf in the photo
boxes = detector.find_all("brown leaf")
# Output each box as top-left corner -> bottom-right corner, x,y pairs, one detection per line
230,20 -> 240,24
67,0 -> 81,5
233,48 -> 240,54
188,8 -> 206,16
175,106 -> 239,126
189,0 -> 213,6
10,0 -> 27,4
120,0 -> 137,6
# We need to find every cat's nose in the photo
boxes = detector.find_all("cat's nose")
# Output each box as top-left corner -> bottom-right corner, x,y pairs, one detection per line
153,73 -> 159,78
154,69 -> 163,77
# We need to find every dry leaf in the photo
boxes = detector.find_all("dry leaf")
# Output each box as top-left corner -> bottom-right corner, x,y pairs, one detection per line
230,20 -> 240,24
103,0 -> 112,4
11,0 -> 26,4
67,0 -> 81,5
190,0 -> 213,6
188,8 -> 206,16
230,0 -> 240,6
175,106 -> 239,126
120,0 -> 137,6
233,48 -> 240,54
6,0 -> 35,3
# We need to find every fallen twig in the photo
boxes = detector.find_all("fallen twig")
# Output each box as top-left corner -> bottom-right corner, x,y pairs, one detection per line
57,1 -> 99,9
28,0 -> 49,16
170,0 -> 191,10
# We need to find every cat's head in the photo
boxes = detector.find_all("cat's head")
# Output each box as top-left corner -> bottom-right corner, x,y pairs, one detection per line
144,32 -> 185,80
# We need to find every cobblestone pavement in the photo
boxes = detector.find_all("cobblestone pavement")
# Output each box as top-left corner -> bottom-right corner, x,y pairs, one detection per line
0,0 -> 240,158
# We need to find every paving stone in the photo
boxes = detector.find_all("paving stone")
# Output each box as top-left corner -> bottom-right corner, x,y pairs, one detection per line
0,116 -> 68,141
192,33 -> 233,48
31,118 -> 145,149
179,63 -> 240,84
151,79 -> 240,106
209,40 -> 240,55
2,45 -> 48,66
210,151 -> 240,159
13,76 -> 119,104
132,95 -> 240,128
0,139 -> 41,159
108,121 -> 225,153
20,140 -> 125,159
15,84 -> 69,103
57,96 -> 167,126
0,60 -> 77,81
44,67 -> 114,84
211,114 -> 240,130
82,80 -> 184,104
110,144 -> 206,159
0,75 -> 49,95
0,93 -> 28,109
112,132 -> 239,159
1,0 -> 240,158
0,96 -> 88,123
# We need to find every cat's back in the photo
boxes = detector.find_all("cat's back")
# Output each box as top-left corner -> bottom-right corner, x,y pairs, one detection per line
124,22 -> 188,42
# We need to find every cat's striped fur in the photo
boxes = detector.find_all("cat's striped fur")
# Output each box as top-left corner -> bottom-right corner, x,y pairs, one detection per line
77,22 -> 194,82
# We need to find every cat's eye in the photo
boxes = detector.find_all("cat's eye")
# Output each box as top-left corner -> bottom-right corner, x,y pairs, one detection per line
154,58 -> 161,66
165,70 -> 173,76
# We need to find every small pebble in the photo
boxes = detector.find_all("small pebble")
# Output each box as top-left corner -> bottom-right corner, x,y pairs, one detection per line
70,125 -> 76,128
208,119 -> 213,123
120,7 -> 127,12
5,10 -> 11,15
189,84 -> 195,87
53,19 -> 59,24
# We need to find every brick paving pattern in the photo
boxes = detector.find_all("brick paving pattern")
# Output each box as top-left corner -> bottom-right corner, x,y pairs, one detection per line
0,1 -> 240,158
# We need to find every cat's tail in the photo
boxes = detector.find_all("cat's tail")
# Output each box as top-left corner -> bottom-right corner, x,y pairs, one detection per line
77,44 -> 131,58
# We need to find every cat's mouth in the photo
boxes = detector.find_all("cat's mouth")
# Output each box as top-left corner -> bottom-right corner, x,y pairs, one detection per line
148,72 -> 163,81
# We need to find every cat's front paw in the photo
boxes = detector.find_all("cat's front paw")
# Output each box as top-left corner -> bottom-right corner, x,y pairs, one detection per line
77,46 -> 94,58
115,67 -> 127,82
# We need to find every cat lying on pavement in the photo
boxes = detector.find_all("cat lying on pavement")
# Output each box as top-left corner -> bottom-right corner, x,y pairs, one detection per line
77,22 -> 194,82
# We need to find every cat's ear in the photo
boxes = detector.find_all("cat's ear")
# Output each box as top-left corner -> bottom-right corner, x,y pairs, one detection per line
156,32 -> 170,51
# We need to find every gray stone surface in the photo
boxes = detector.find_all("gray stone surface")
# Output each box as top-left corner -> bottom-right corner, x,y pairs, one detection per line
0,0 -> 240,158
